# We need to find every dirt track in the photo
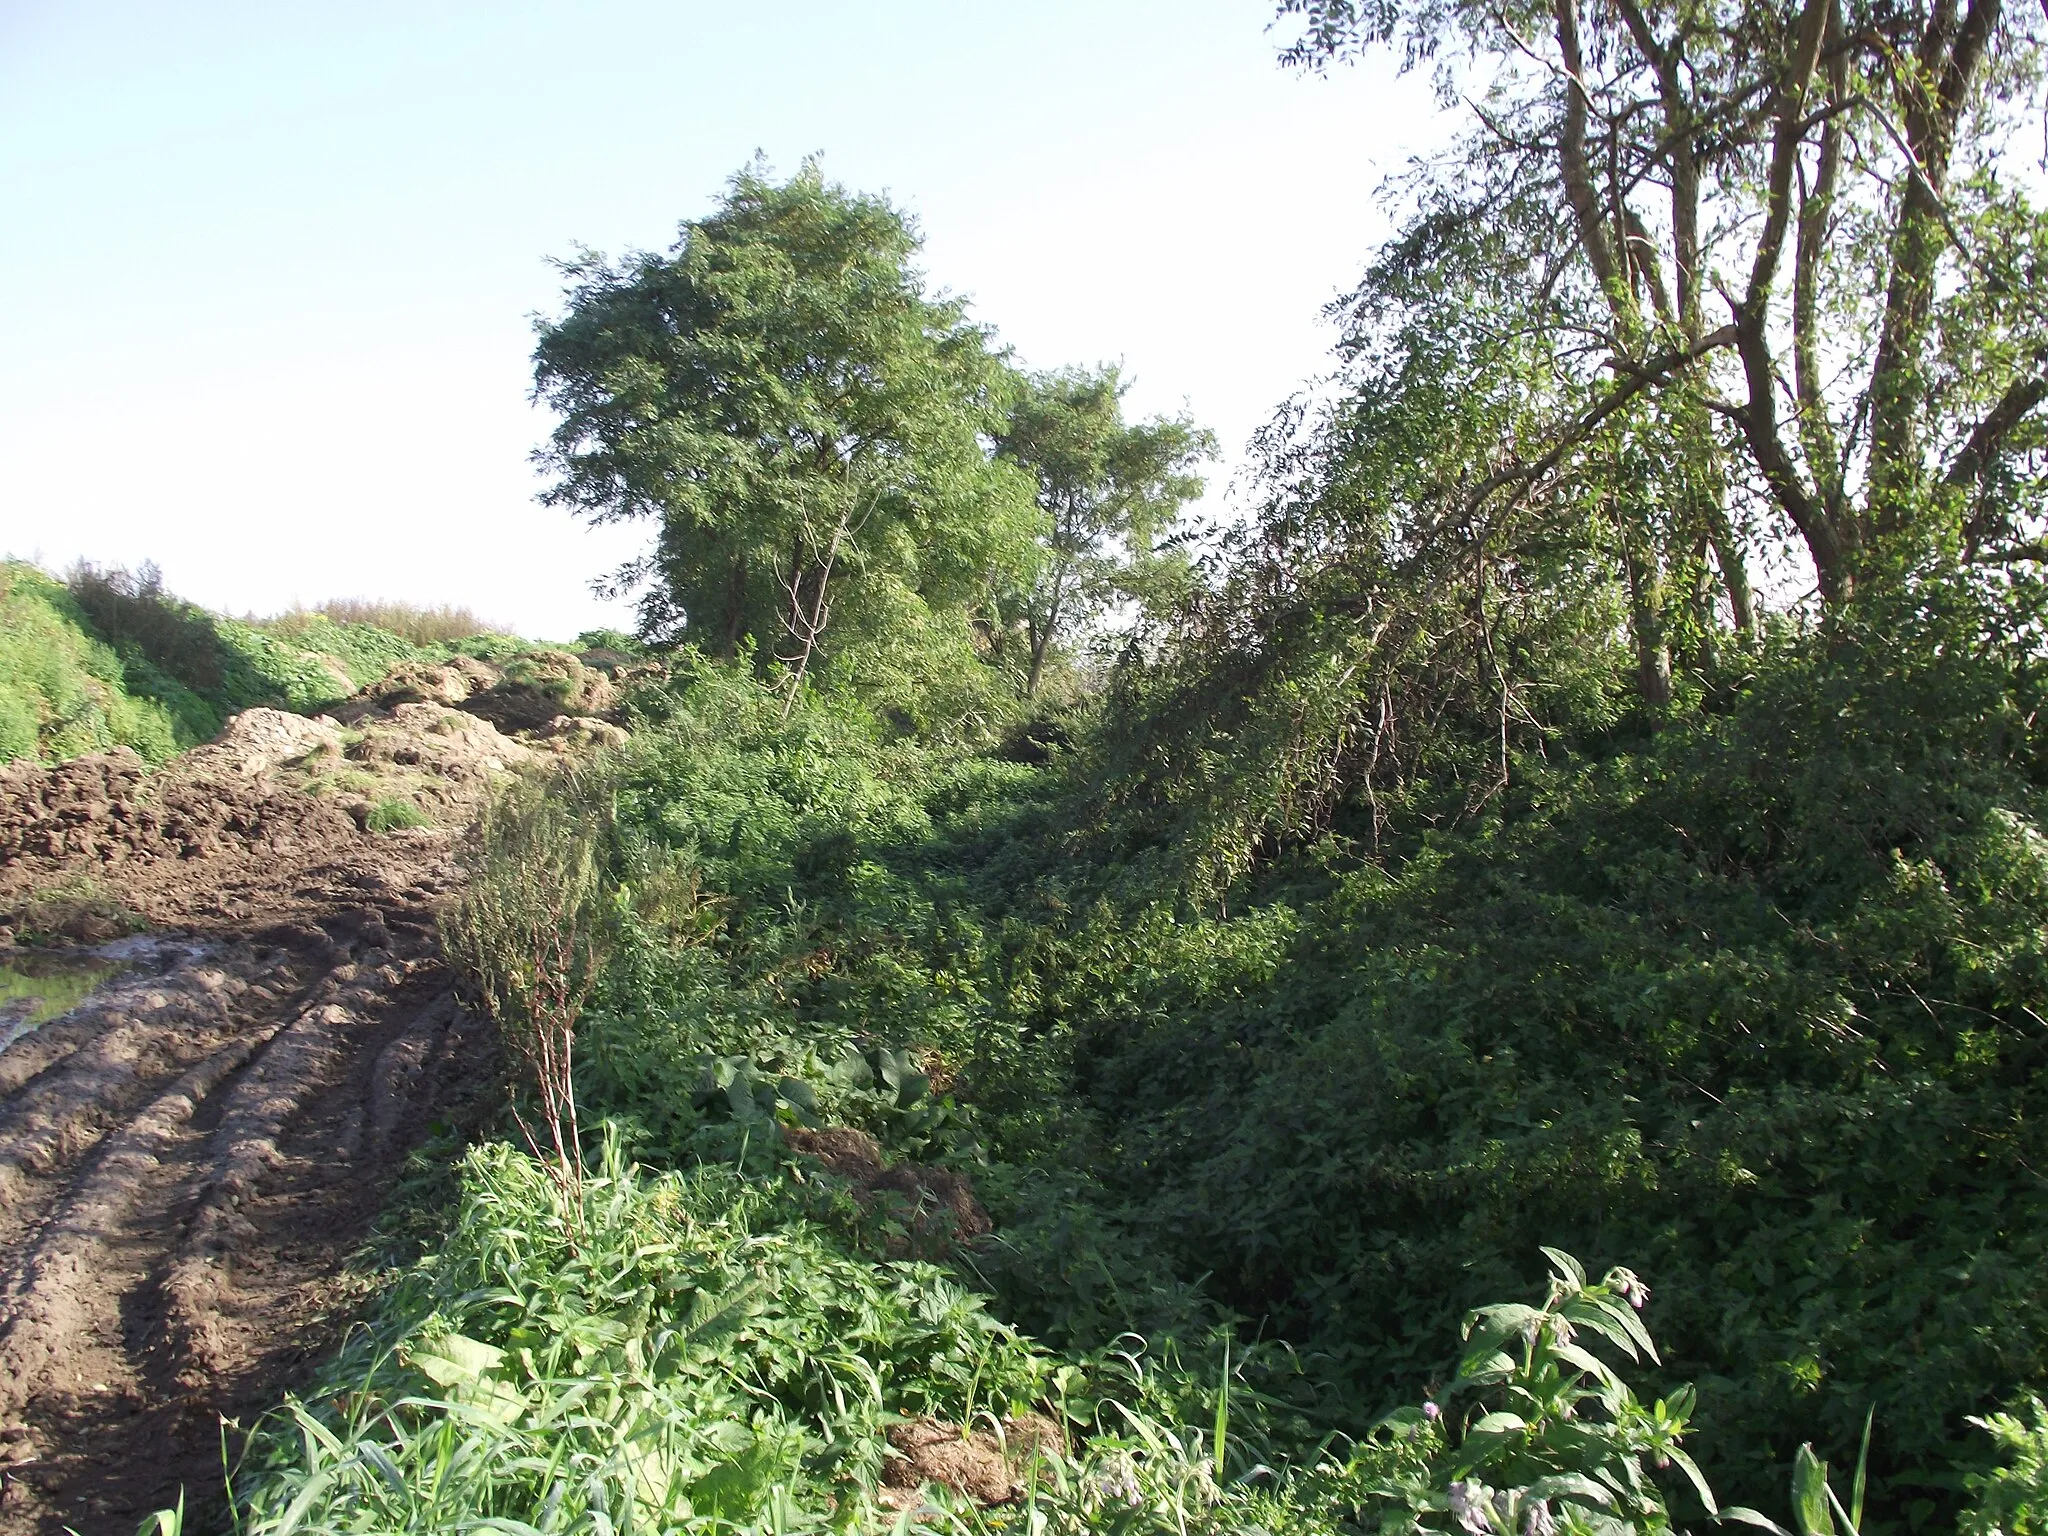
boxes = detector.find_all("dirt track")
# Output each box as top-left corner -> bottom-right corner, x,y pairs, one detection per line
0,709 -> 514,1533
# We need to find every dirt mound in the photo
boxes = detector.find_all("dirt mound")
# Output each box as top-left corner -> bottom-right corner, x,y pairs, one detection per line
348,656 -> 500,711
781,1125 -> 991,1256
0,672 -> 572,936
879,1414 -> 1065,1509
183,708 -> 343,779
0,745 -> 362,906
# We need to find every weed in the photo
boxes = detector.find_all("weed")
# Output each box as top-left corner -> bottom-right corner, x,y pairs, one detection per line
9,873 -> 146,945
274,598 -> 508,647
364,797 -> 432,832
440,770 -> 613,1212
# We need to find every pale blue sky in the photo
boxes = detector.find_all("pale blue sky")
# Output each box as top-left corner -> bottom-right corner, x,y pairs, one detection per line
0,1 -> 1433,638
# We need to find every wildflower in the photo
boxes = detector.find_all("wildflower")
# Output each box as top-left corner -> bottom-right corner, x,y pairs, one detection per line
1423,1399 -> 1442,1421
1449,1480 -> 1497,1536
1088,1453 -> 1143,1509
1523,1498 -> 1556,1536
1614,1269 -> 1650,1310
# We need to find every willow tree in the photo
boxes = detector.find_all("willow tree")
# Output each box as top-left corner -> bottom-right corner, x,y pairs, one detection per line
533,163 -> 1036,702
1279,0 -> 2048,632
994,368 -> 1214,696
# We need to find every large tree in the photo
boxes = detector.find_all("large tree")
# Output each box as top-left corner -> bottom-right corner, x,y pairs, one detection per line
532,162 -> 1036,701
1277,0 -> 2048,638
994,368 -> 1214,696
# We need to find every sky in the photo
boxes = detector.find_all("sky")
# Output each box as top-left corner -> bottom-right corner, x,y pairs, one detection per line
0,1 -> 1438,639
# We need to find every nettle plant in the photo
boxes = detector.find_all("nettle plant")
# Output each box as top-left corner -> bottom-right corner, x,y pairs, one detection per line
1355,1250 -> 1713,1536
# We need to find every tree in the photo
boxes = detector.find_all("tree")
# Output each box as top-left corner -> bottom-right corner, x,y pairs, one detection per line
993,368 -> 1215,696
532,162 -> 1037,706
1276,0 -> 2048,627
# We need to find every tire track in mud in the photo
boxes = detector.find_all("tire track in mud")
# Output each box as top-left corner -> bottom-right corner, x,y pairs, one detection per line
0,726 -> 510,1535
0,913 -> 497,1535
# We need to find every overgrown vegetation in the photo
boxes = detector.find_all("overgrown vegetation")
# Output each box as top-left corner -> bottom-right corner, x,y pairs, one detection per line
0,559 -> 530,765
273,597 -> 507,646
153,1 -> 2048,1527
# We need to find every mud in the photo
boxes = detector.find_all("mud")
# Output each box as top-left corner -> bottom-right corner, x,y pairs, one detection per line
878,1413 -> 1065,1509
0,699 -> 519,1534
780,1125 -> 992,1257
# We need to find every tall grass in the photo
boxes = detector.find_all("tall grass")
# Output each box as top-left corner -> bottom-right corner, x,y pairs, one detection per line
273,598 -> 506,646
440,769 -> 614,1211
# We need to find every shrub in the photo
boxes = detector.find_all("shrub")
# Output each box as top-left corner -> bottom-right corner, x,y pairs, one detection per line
0,562 -> 189,763
440,770 -> 615,1206
291,597 -> 505,646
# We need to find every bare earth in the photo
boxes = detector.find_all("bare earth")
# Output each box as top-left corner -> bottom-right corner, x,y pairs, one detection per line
0,688 -> 571,1534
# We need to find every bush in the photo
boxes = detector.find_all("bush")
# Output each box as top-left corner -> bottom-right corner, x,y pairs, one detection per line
441,770 -> 615,1203
288,598 -> 505,646
0,562 -> 189,763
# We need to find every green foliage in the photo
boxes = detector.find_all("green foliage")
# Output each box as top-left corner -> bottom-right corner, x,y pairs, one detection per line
534,159 -> 1037,714
1964,1401 -> 2048,1536
0,558 -> 548,766
0,561 -> 189,762
232,1133 -> 1053,1533
1349,1250 -> 1714,1536
992,576 -> 2048,1520
364,797 -> 431,832
992,366 -> 1215,696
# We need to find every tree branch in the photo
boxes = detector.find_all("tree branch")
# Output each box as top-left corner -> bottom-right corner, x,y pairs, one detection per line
1945,371 -> 2048,491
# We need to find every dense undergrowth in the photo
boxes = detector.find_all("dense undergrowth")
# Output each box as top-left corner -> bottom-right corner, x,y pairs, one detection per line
0,560 -> 530,765
229,573 -> 2048,1535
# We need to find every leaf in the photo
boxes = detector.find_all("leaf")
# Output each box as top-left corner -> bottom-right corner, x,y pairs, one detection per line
1453,1349 -> 1517,1387
410,1333 -> 507,1388
1792,1444 -> 1836,1536
1470,1412 -> 1528,1435
1669,1445 -> 1719,1516
1526,1474 -> 1614,1507
1567,1291 -> 1659,1364
776,1076 -> 819,1116
1540,1247 -> 1587,1286
1850,1408 -> 1873,1531
1721,1509 -> 1795,1536
1464,1303 -> 1544,1344
1552,1340 -> 1622,1386
355,1441 -> 405,1494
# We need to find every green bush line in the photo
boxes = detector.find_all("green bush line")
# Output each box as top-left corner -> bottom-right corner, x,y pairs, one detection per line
0,560 -> 531,766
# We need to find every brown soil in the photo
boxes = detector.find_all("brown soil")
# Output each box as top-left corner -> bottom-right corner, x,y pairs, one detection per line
0,696 -> 535,1534
878,1413 -> 1065,1509
780,1126 -> 991,1257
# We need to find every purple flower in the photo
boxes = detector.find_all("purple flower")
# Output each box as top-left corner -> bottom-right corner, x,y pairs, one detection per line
1449,1481 -> 1496,1536
1423,1400 -> 1442,1421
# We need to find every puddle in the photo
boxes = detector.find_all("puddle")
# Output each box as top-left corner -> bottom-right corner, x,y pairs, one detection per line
0,937 -> 210,1052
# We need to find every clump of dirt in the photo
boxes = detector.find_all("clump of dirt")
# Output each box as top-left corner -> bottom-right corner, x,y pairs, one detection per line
781,1125 -> 991,1256
349,656 -> 501,711
879,1414 -> 1066,1509
456,650 -> 618,735
0,739 -> 366,924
